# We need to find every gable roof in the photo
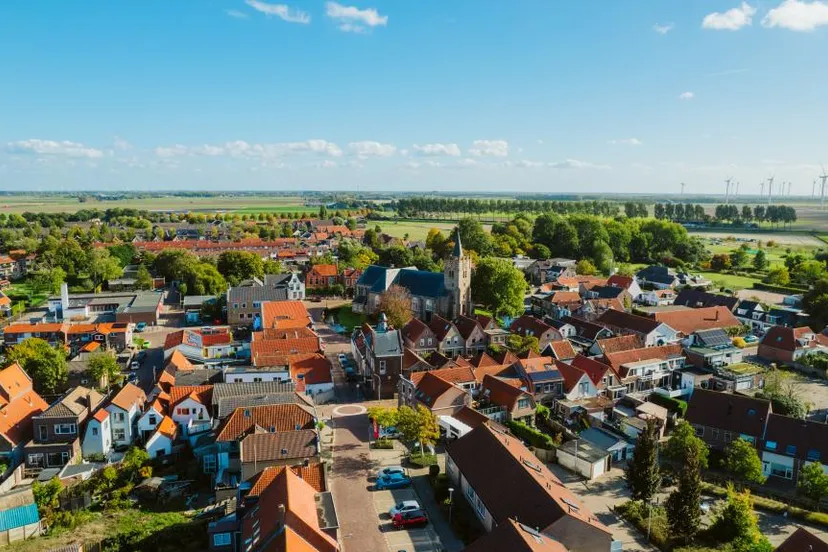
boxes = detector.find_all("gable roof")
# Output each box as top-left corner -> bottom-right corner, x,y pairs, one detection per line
595,335 -> 643,355
596,309 -> 661,334
0,362 -> 36,404
510,315 -> 554,338
652,306 -> 740,335
775,528 -> 828,552
216,403 -> 315,442
227,284 -> 288,304
763,413 -> 828,465
308,264 -> 337,277
261,301 -> 312,330
545,340 -> 577,360
152,415 -> 177,441
546,291 -> 581,305
482,374 -> 530,410
240,430 -> 318,463
469,351 -> 500,368
606,274 -> 634,289
553,360 -> 588,393
251,333 -> 321,364
396,268 -> 448,298
289,354 -> 332,392
464,519 -> 568,552
491,349 -> 519,365
0,364 -> 48,447
761,326 -> 827,353
169,385 -> 213,408
452,406 -> 491,430
453,314 -> 483,340
401,317 -> 431,344
476,314 -> 496,329
674,289 -> 739,310
109,383 -> 146,412
428,314 -> 456,342
685,389 -> 771,436
165,350 -> 194,371
446,424 -> 610,536
601,344 -> 685,378
411,365 -> 476,386
569,354 -> 613,386
39,386 -> 104,418
411,371 -> 465,409
561,316 -> 609,341
246,463 -> 327,497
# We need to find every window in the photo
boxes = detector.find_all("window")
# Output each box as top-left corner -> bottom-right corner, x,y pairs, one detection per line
711,428 -> 719,440
242,303 -> 247,309
807,449 -> 821,462
114,429 -> 126,441
213,533 -> 232,547
379,360 -> 387,375
253,302 -> 261,308
39,425 -> 47,441
54,423 -> 77,435
203,455 -> 217,474
178,408 -> 190,416
253,377 -> 263,383
724,432 -> 732,443
115,412 -> 125,422
427,338 -> 433,346
92,427 -> 99,436
786,444 -> 797,456
149,415 -> 157,425
693,425 -> 704,437
233,303 -> 239,309
766,441 -> 777,451
518,398 -> 530,409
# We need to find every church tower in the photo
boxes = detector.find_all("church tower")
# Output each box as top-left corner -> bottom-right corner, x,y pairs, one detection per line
444,229 -> 473,319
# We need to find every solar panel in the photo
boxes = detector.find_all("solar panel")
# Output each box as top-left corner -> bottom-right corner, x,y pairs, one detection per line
698,330 -> 731,348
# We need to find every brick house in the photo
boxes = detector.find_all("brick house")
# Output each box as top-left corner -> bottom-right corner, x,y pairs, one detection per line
685,389 -> 771,450
428,314 -> 464,358
398,371 -> 470,416
0,363 -> 49,467
305,264 -> 339,290
478,374 -> 535,424
25,386 -> 105,471
351,317 -> 404,400
761,413 -> 828,483
509,315 -> 562,351
454,314 -> 488,357
401,318 -> 437,355
758,326 -> 828,364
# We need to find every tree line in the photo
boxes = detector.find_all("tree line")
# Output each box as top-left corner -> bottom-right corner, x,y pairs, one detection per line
391,197 -> 632,218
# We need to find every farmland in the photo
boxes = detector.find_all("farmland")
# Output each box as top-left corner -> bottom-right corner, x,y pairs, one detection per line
0,194 -> 308,214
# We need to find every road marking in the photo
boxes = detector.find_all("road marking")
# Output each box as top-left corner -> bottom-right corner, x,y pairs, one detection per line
333,404 -> 367,417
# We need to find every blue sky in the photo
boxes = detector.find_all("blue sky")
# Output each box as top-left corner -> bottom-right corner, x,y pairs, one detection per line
1,1 -> 827,195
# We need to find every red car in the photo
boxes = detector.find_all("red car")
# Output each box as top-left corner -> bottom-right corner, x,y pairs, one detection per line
392,510 -> 428,529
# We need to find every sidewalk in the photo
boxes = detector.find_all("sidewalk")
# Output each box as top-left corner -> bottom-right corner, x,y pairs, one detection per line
411,474 -> 465,552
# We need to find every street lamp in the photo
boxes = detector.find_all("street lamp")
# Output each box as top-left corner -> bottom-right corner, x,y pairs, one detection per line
448,487 -> 455,524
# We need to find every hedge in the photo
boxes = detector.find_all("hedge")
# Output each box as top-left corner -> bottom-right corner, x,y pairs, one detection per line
701,482 -> 828,529
506,420 -> 555,450
648,393 -> 688,417
752,282 -> 808,295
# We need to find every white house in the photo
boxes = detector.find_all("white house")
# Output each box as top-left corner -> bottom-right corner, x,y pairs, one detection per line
221,366 -> 291,384
291,354 -> 334,404
145,416 -> 177,459
81,409 -> 113,458
137,399 -> 166,442
637,289 -> 677,307
170,386 -> 213,437
106,383 -> 147,447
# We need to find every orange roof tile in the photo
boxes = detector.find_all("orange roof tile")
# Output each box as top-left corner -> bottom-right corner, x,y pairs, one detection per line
481,374 -> 531,410
92,409 -> 109,422
0,364 -> 47,446
165,350 -> 194,372
652,306 -> 741,335
247,463 -> 327,496
289,354 -> 332,392
169,385 -> 213,408
0,292 -> 10,308
3,322 -> 68,334
109,383 -> 147,412
308,264 -> 337,277
547,340 -> 576,360
216,403 -> 315,442
411,366 -> 475,386
261,301 -> 312,330
81,341 -> 101,352
153,416 -> 177,440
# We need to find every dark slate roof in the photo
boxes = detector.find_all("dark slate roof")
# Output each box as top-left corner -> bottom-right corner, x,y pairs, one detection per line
775,528 -> 828,552
175,369 -> 223,386
227,285 -> 288,303
452,229 -> 463,257
592,286 -> 625,299
685,389 -> 771,436
763,413 -> 828,466
675,288 -> 740,310
636,265 -> 676,285
356,265 -> 390,291
263,273 -> 293,286
694,328 -> 732,348
396,269 -> 448,298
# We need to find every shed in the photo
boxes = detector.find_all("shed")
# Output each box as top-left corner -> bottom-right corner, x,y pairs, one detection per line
580,427 -> 634,462
0,489 -> 42,545
556,439 -> 609,480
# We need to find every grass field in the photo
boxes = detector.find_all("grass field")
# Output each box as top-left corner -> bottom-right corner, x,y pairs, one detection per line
378,220 -> 494,240
0,195 -> 308,214
698,271 -> 762,290
700,238 -> 818,267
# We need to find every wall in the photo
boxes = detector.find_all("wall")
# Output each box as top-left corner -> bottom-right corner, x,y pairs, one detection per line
146,434 -> 173,458
223,371 -> 291,384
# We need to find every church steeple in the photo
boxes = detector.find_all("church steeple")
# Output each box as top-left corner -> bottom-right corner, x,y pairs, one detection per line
452,229 -> 463,258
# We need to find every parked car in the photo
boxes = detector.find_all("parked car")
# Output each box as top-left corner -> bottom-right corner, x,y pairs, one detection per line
392,510 -> 428,529
126,372 -> 138,383
130,360 -> 140,370
379,426 -> 400,439
389,500 -> 421,518
376,473 -> 412,491
135,322 -> 147,332
376,466 -> 405,479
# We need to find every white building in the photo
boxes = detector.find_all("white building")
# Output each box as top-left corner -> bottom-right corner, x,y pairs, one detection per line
105,383 -> 146,447
145,416 -> 177,459
81,409 -> 113,458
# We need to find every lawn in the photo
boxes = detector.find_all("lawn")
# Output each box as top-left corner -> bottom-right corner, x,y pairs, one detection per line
698,271 -> 762,290
378,221 -> 458,241
0,194 -> 308,214
4,281 -> 49,308
328,303 -> 365,331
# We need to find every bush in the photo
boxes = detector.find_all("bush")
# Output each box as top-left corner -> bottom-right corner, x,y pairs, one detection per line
409,452 -> 437,467
752,282 -> 807,294
648,393 -> 688,417
429,464 -> 440,478
615,500 -> 670,549
371,438 -> 394,449
506,420 -> 557,449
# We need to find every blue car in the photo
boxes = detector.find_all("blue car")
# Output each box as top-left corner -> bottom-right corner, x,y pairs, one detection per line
375,473 -> 412,490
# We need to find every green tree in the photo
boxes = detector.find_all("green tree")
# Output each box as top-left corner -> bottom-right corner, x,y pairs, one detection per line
507,334 -> 540,355
729,248 -> 748,268
752,250 -> 768,271
625,418 -> 661,502
377,284 -> 413,329
367,406 -> 399,429
397,405 -> 440,456
798,461 -> 828,501
135,264 -> 153,290
32,477 -> 63,522
87,352 -> 121,389
6,338 -> 67,394
217,250 -> 265,286
471,258 -> 526,318
725,438 -> 766,484
764,265 -> 790,286
576,259 -> 598,275
33,267 -> 66,294
87,248 -> 124,290
710,485 -> 772,552
803,278 -> 828,331
791,260 -> 827,287
666,442 -> 702,544
122,446 -> 150,481
711,254 -> 732,271
663,420 -> 709,469
262,259 -> 283,275
456,218 -> 492,256
425,228 -> 449,258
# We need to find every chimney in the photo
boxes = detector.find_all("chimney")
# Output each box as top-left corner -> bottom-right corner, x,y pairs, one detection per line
277,503 -> 286,530
715,309 -> 719,321
60,282 -> 70,317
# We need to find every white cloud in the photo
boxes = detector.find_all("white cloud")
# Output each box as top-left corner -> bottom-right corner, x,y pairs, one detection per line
678,91 -> 694,100
468,139 -> 509,157
456,158 -> 478,167
225,9 -> 249,19
762,0 -> 828,30
548,159 -> 610,170
325,2 -> 387,33
608,138 -> 643,146
413,143 -> 461,157
6,139 -> 104,159
536,139 -> 544,145
152,139 -> 343,159
702,2 -> 756,30
316,160 -> 338,169
244,0 -> 310,23
515,160 -> 545,168
653,23 -> 675,34
348,141 -> 396,158
113,136 -> 132,151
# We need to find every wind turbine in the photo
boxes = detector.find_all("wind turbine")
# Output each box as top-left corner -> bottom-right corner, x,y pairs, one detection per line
724,177 -> 733,205
820,165 -> 828,210
680,182 -> 686,195
788,181 -> 793,196
735,181 -> 740,196
813,179 -> 818,198
760,181 -> 765,197
767,175 -> 775,205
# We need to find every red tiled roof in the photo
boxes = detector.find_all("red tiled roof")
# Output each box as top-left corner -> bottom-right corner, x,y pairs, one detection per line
601,344 -> 685,378
547,340 -> 576,360
402,318 -> 430,344
169,385 -> 213,408
775,528 -> 828,552
481,374 -> 529,410
596,309 -> 661,334
428,314 -> 456,342
216,403 -> 315,442
3,322 -> 68,334
93,409 -> 109,422
410,371 -> 462,408
469,351 -> 499,368
153,415 -> 177,440
453,314 -> 482,340
411,365 -> 475,386
652,306 -> 740,335
553,360 -> 587,393
308,264 -> 337,277
569,354 -> 612,386
289,354 -> 332,392
510,315 -> 554,338
252,336 -> 321,359
760,326 -> 823,353
473,363 -> 516,383
165,350 -> 194,371
595,335 -> 643,355
0,291 -> 10,308
606,274 -> 634,289
109,383 -> 147,412
247,463 -> 327,496
546,291 -> 581,305
0,363 -> 48,447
